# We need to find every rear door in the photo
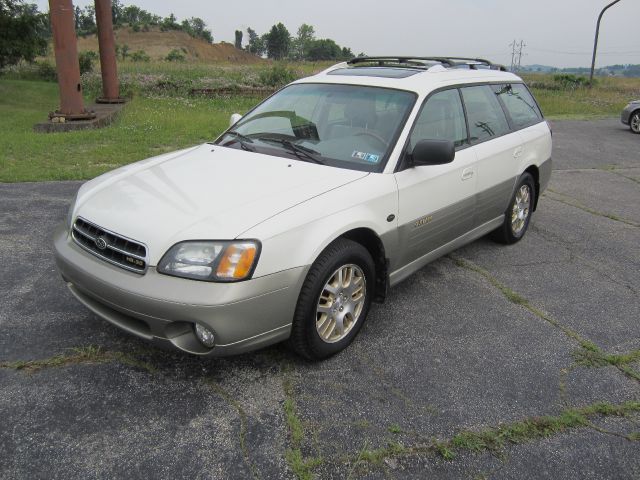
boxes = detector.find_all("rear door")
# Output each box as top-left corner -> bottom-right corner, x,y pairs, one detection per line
394,88 -> 477,271
494,83 -> 550,180
460,84 -> 523,226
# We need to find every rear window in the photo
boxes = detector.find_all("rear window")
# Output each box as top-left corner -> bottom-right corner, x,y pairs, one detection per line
461,85 -> 510,143
495,84 -> 542,129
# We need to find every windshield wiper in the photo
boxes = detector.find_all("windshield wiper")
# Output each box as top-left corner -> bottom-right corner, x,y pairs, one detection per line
220,131 -> 255,152
257,137 -> 324,164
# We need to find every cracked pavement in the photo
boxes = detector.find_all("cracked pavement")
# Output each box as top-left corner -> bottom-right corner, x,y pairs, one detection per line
1,118 -> 639,479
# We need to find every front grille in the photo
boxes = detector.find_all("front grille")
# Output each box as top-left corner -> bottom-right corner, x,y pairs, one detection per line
72,217 -> 148,274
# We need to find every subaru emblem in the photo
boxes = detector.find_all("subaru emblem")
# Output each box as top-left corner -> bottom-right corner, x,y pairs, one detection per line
95,236 -> 108,250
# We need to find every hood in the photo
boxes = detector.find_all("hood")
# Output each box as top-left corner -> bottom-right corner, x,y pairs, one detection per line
74,145 -> 368,264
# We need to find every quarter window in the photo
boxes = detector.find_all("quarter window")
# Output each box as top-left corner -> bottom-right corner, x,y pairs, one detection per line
495,83 -> 542,129
461,85 -> 510,142
410,89 -> 468,148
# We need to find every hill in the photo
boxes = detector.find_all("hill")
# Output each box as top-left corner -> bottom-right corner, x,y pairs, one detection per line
76,27 -> 264,64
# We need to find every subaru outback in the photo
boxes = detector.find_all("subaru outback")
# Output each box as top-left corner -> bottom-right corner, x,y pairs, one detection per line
54,56 -> 552,360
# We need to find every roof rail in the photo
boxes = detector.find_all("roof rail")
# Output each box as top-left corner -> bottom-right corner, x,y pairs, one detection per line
346,56 -> 508,72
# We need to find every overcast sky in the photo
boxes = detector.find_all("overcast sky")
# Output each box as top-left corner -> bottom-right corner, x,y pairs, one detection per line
34,0 -> 640,68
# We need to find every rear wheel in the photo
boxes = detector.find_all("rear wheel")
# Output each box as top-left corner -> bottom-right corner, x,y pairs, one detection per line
491,172 -> 536,244
290,238 -> 374,360
630,111 -> 640,134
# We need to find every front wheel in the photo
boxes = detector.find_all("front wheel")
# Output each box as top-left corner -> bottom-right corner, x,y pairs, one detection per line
290,238 -> 374,360
491,172 -> 536,244
630,111 -> 640,134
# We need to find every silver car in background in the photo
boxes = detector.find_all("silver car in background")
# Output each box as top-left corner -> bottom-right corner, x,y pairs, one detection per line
621,100 -> 640,133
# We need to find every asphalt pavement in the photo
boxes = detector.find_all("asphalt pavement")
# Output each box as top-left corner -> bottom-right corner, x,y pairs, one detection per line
1,118 -> 639,479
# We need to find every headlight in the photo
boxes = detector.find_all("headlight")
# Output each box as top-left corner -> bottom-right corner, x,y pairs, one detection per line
157,240 -> 260,282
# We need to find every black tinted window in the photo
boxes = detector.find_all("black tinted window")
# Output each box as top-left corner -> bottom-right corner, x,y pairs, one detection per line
410,89 -> 468,148
461,85 -> 510,142
495,84 -> 542,128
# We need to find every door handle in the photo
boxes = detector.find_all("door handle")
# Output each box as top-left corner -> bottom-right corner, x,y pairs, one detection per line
513,146 -> 523,158
461,168 -> 474,181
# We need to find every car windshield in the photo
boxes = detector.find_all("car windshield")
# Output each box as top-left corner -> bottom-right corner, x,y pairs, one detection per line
215,83 -> 416,172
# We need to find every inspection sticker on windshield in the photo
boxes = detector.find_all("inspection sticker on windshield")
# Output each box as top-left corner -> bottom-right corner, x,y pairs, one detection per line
352,151 -> 380,163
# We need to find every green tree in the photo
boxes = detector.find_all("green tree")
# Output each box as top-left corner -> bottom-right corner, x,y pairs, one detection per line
180,17 -> 213,43
0,0 -> 48,69
234,29 -> 243,49
265,22 -> 290,60
161,13 -> 179,31
75,5 -> 96,36
246,27 -> 265,56
341,47 -> 354,59
121,5 -> 141,25
306,38 -> 342,61
111,0 -> 123,25
292,23 -> 314,60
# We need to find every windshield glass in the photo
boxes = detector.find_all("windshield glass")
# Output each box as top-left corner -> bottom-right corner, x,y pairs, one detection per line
215,83 -> 416,172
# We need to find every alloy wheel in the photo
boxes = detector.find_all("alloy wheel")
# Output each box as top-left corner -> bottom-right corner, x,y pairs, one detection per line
511,184 -> 531,236
315,264 -> 366,343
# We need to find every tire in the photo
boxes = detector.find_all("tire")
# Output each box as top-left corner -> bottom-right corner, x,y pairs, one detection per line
491,172 -> 536,245
630,110 -> 640,134
290,238 -> 375,361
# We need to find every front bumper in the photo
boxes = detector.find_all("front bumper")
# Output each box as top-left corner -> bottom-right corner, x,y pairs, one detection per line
53,224 -> 308,356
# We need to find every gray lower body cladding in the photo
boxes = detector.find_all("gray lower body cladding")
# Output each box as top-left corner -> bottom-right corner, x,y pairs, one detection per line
387,159 -> 551,284
53,224 -> 307,356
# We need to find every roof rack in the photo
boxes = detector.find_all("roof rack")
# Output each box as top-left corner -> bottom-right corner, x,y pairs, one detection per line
346,56 -> 508,72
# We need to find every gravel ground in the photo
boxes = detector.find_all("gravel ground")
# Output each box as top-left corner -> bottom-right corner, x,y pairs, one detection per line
1,118 -> 639,479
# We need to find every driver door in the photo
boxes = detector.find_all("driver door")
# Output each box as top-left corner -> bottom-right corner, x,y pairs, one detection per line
393,88 -> 477,273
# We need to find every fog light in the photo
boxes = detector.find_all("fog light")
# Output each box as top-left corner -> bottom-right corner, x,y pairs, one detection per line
194,323 -> 216,348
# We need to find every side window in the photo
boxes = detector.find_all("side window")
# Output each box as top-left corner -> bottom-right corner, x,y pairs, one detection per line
495,83 -> 542,129
461,85 -> 510,142
410,89 -> 467,148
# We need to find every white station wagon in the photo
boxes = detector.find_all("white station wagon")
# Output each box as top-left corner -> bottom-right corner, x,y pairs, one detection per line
54,57 -> 552,360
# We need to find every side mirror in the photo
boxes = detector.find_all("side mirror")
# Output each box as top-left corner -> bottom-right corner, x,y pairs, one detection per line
411,139 -> 455,167
229,113 -> 242,127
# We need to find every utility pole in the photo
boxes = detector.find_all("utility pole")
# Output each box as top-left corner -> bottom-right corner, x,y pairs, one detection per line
509,40 -> 525,72
517,40 -> 526,71
589,0 -> 622,87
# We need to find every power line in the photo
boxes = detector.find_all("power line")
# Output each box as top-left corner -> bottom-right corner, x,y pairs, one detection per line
509,40 -> 526,71
529,47 -> 640,55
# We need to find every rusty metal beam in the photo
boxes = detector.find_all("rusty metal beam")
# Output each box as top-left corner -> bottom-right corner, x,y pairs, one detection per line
94,0 -> 123,103
48,0 -> 91,117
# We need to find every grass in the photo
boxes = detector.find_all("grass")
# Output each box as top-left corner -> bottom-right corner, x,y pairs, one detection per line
0,79 -> 259,182
282,373 -> 323,480
522,73 -> 640,119
1,68 -> 639,182
0,344 -> 157,373
573,343 -> 640,381
344,401 -> 640,467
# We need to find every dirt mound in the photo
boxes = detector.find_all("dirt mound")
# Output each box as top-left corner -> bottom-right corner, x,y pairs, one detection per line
76,27 -> 264,64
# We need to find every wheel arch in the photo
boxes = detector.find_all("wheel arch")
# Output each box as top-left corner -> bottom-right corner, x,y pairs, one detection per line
524,165 -> 540,211
339,228 -> 388,304
631,108 -> 640,133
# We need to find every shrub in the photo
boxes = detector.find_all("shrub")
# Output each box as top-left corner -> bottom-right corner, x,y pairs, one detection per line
36,60 -> 57,81
130,50 -> 150,62
165,49 -> 185,62
552,74 -> 593,89
258,64 -> 299,87
79,51 -> 98,75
